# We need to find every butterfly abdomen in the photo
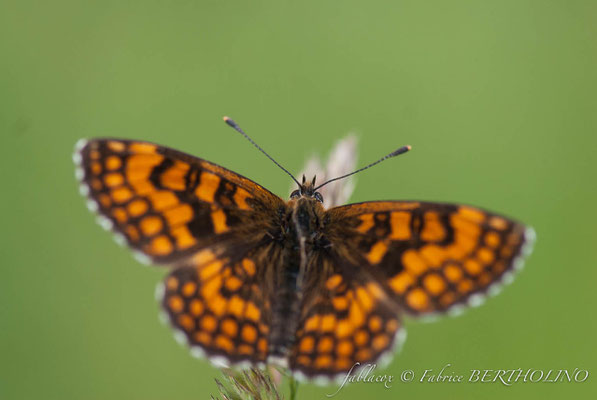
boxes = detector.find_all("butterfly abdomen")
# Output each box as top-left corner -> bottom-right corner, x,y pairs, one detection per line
268,283 -> 301,359
268,239 -> 302,359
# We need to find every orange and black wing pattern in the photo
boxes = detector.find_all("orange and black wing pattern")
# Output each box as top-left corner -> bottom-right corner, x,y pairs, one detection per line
158,242 -> 282,366
285,201 -> 535,379
289,253 -> 405,380
325,201 -> 535,317
73,138 -> 285,266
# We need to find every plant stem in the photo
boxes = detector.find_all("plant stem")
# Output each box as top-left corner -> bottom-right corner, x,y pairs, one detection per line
289,375 -> 299,400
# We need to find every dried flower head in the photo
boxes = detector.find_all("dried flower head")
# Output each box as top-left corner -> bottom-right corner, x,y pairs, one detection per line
212,368 -> 283,400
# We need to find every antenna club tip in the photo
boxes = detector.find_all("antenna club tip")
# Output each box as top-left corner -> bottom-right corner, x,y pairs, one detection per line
389,145 -> 412,157
223,116 -> 237,127
406,145 -> 412,151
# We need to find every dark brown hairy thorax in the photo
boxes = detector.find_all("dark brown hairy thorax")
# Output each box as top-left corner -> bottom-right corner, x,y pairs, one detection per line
288,197 -> 326,240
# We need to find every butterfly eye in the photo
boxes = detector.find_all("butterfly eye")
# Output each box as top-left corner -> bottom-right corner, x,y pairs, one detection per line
290,189 -> 301,199
314,192 -> 324,203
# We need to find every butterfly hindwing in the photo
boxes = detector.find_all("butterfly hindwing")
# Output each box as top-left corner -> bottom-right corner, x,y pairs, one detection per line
325,201 -> 535,316
74,139 -> 285,265
159,246 -> 278,366
289,253 -> 405,380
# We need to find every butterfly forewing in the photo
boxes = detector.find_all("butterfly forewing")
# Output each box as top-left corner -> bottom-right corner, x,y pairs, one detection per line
74,139 -> 284,265
325,201 -> 535,316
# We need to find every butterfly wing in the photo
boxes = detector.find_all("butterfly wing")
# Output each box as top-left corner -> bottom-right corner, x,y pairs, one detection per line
289,251 -> 405,380
159,241 -> 283,366
324,201 -> 535,316
288,200 -> 534,380
73,139 -> 285,265
74,138 -> 290,366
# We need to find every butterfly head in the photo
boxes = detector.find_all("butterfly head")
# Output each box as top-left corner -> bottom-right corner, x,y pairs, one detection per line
290,175 -> 324,203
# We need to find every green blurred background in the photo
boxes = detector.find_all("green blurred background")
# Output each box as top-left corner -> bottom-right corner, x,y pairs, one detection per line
1,0 -> 596,399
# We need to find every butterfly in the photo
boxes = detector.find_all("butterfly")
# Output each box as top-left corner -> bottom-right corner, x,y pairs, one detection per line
73,117 -> 535,383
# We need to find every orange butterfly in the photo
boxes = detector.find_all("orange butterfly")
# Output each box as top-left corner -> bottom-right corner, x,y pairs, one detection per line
73,117 -> 534,382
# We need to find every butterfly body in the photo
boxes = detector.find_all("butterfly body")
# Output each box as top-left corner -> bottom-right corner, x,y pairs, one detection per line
73,137 -> 534,382
261,186 -> 331,359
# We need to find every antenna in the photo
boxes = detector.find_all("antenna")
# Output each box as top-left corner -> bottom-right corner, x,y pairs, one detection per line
223,116 -> 301,187
314,145 -> 412,190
